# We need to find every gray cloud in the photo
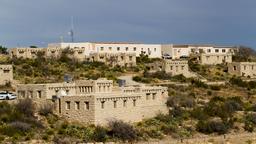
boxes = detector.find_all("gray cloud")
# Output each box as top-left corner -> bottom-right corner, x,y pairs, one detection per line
0,0 -> 256,48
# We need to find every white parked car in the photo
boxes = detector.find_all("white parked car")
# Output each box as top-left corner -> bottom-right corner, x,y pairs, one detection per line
0,92 -> 17,100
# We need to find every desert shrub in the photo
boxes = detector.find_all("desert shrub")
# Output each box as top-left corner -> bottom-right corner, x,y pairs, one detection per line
58,124 -> 94,141
15,99 -> 35,117
170,74 -> 188,82
154,113 -> 172,123
191,107 -> 209,120
108,120 -> 138,142
53,135 -> 72,144
191,79 -> 208,89
244,113 -> 256,132
166,96 -> 179,107
132,76 -> 151,83
248,81 -> 256,89
9,121 -> 31,133
147,71 -> 171,80
229,77 -> 247,87
39,103 -> 54,116
93,126 -> 108,142
170,106 -> 190,119
196,120 -> 228,134
207,90 -> 212,96
210,85 -> 221,91
180,97 -> 195,108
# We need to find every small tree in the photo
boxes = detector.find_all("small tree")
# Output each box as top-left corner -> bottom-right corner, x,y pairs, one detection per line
0,45 -> 7,54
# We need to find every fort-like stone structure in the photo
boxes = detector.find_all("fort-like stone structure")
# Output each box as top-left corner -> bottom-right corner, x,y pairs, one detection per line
16,78 -> 168,125
0,65 -> 13,85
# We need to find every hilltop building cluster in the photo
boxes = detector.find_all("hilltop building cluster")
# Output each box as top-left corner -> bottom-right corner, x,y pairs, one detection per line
1,41 -> 256,125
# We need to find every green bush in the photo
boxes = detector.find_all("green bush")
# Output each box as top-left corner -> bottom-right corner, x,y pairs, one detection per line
93,126 -> 108,142
191,79 -> 208,89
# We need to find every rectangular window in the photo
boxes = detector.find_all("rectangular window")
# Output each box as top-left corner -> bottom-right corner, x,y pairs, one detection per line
152,93 -> 156,100
181,66 -> 184,70
28,91 -> 33,98
233,66 -> 237,71
252,66 -> 254,70
75,101 -> 80,110
100,47 -> 104,51
114,101 -> 117,108
215,49 -> 219,53
37,91 -> 42,98
244,66 -> 246,70
154,48 -> 156,52
123,100 -> 127,107
3,70 -> 10,73
126,47 -> 129,51
207,49 -> 211,53
133,47 -> 136,51
222,49 -> 226,53
129,56 -> 133,61
117,47 -> 120,51
66,90 -> 69,95
101,101 -> 105,109
133,99 -> 136,107
170,66 -> 173,70
66,101 -> 71,110
85,102 -> 89,110
146,93 -> 150,100
109,47 -> 112,51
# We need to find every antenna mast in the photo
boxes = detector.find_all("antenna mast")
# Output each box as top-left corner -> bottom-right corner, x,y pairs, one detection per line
70,16 -> 74,42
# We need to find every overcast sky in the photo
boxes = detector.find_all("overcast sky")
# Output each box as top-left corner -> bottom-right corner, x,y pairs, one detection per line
0,0 -> 256,48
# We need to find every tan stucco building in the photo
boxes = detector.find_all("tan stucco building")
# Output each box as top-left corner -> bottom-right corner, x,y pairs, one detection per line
0,65 -> 13,85
146,60 -> 195,77
199,53 -> 233,65
86,52 -> 136,67
9,47 -> 136,67
16,78 -> 168,125
228,62 -> 256,78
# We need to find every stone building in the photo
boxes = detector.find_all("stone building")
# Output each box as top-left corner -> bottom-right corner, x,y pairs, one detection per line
16,78 -> 168,125
228,62 -> 256,78
9,47 -> 136,66
146,60 -> 195,77
86,52 -> 136,67
199,53 -> 233,65
0,65 -> 13,85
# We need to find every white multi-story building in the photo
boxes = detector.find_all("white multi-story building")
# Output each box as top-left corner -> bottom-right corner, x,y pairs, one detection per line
161,44 -> 236,59
48,42 -> 162,58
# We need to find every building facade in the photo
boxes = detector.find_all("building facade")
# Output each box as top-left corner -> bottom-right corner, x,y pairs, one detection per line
16,78 -> 168,125
49,42 -> 162,58
146,60 -> 195,77
228,62 -> 256,78
0,65 -> 13,85
199,53 -> 233,65
161,44 -> 236,60
86,52 -> 136,67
